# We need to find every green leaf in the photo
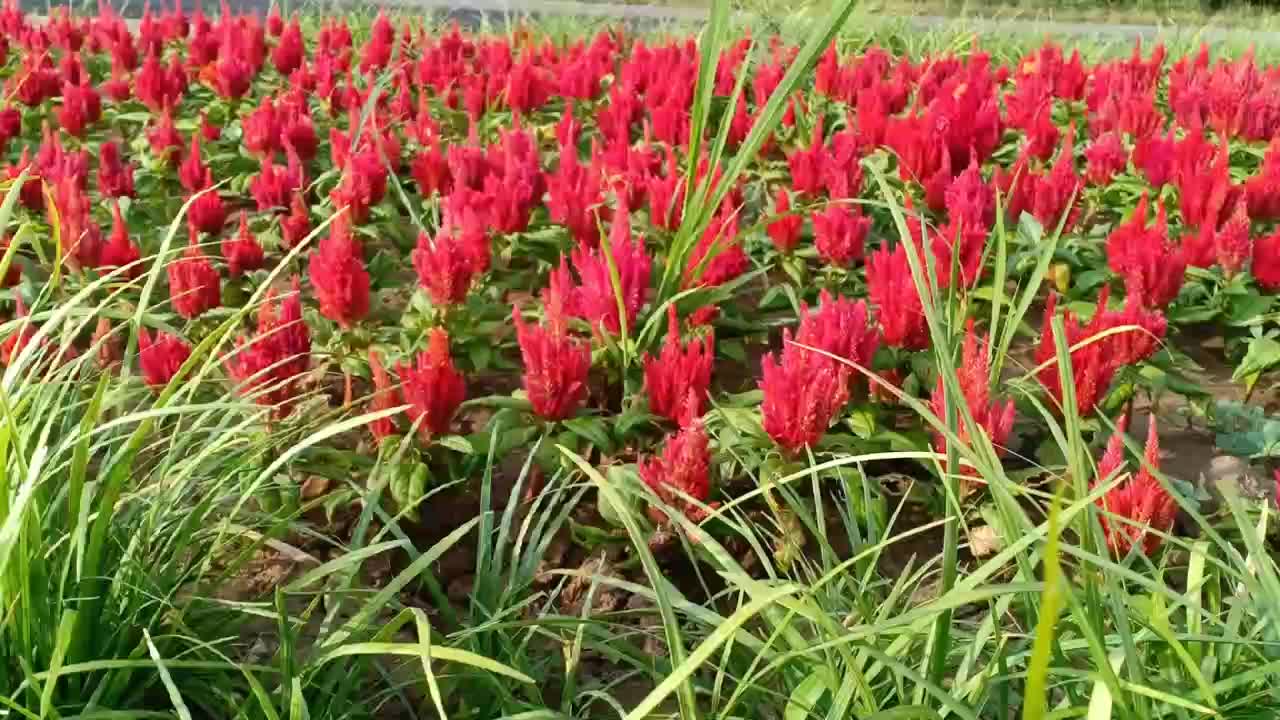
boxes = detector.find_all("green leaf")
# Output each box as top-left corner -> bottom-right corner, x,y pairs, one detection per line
435,434 -> 475,454
1232,336 -> 1280,383
562,416 -> 613,452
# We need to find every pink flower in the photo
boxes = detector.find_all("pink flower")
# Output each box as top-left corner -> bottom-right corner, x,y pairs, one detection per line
138,327 -> 191,389
867,242 -> 929,350
513,295 -> 591,422
397,328 -> 467,441
812,203 -> 871,268
222,212 -> 265,277
1096,415 -> 1177,556
640,422 -> 717,525
643,306 -> 714,427
308,218 -> 369,329
928,319 -> 1015,481
168,230 -> 221,319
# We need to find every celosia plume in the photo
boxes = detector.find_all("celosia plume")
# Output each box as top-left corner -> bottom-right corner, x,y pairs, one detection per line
396,328 -> 467,441
643,306 -> 714,427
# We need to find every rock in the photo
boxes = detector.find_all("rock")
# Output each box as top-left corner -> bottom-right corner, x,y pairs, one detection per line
968,525 -> 1001,558
1198,455 -> 1271,504
300,475 -> 331,500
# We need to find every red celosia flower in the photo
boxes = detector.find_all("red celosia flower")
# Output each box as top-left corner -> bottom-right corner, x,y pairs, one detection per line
57,81 -> 100,138
794,290 -> 880,372
272,17 -> 304,75
1085,131 -> 1128,186
547,151 -> 603,246
146,107 -> 183,165
225,277 -> 311,417
568,209 -> 652,335
212,53 -> 252,99
1215,198 -> 1253,277
1096,415 -> 1177,556
643,306 -> 714,427
242,97 -> 279,159
397,328 -> 467,441
759,329 -> 850,456
97,141 -> 135,198
1106,193 -> 1185,308
222,212 -> 265,277
0,298 -> 38,367
138,327 -> 191,389
412,227 -> 475,307
187,182 -> 227,235
639,422 -> 717,525
1253,226 -> 1280,291
100,201 -> 141,276
812,203 -> 871,268
367,348 -> 400,441
168,230 -> 221,319
410,132 -> 452,199
1133,128 -> 1176,189
280,191 -> 311,249
788,121 -> 826,198
93,317 -> 122,370
766,187 -> 803,254
178,134 -> 208,193
250,148 -> 304,211
1092,289 -> 1167,366
1035,293 -> 1115,417
867,242 -> 929,350
307,217 -> 369,328
647,150 -> 686,232
136,51 -> 181,110
928,319 -> 1015,481
683,207 -> 748,289
512,295 -> 591,422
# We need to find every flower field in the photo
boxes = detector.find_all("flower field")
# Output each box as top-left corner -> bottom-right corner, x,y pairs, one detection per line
6,1 -> 1280,717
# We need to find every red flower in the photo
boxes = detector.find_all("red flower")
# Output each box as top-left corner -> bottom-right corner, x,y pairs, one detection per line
647,150 -> 686,232
760,329 -> 850,456
146,107 -> 183,165
199,110 -> 221,142
271,17 -> 304,75
93,317 -> 122,370
280,191 -> 311,249
512,296 -> 591,422
57,81 -> 100,137
367,348 -> 400,441
396,327 -> 467,441
410,132 -> 452,199
307,217 -> 369,328
813,203 -> 871,268
412,227 -> 475,307
187,183 -> 227,235
1085,131 -> 1128,186
1096,415 -> 1176,556
1106,193 -> 1185,308
97,141 -> 135,198
547,151 -> 603,246
249,150 -> 303,211
867,242 -> 929,350
795,290 -> 880,371
178,134 -> 208,193
1253,226 -> 1280,291
683,207 -> 748,289
640,422 -> 717,525
242,97 -> 279,159
567,208 -> 652,336
225,277 -> 311,417
766,187 -> 803,254
100,201 -> 141,276
222,212 -> 265,277
1215,198 -> 1253,277
928,319 -> 1015,478
212,53 -> 252,99
643,306 -> 714,427
168,230 -> 221,319
138,327 -> 191,389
